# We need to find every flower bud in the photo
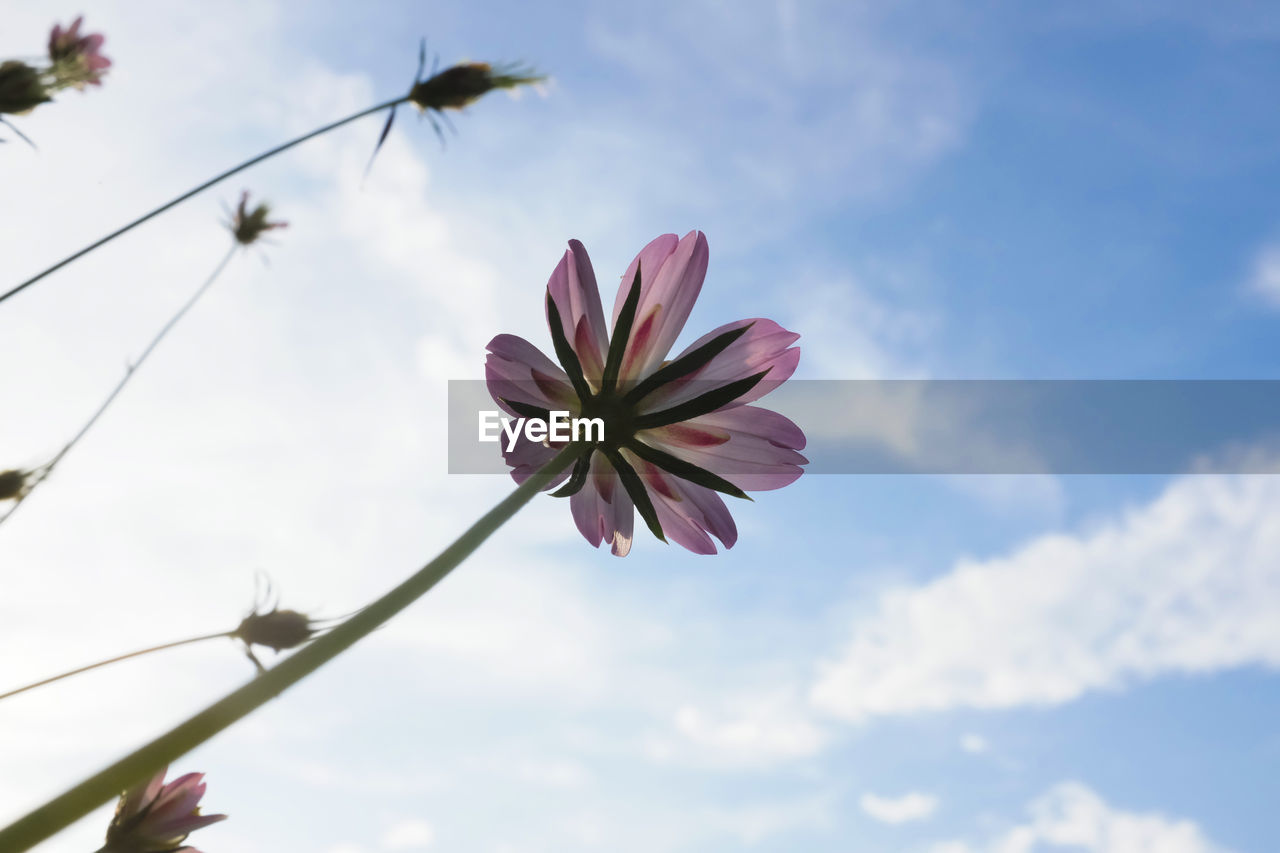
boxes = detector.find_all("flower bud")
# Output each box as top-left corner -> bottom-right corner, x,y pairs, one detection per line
0,469 -> 28,501
47,16 -> 111,90
0,61 -> 51,116
229,191 -> 288,245
233,608 -> 316,652
409,61 -> 544,112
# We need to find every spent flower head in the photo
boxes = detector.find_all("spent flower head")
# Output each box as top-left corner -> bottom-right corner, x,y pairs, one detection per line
47,16 -> 111,90
485,231 -> 806,556
101,765 -> 226,853
228,191 -> 288,246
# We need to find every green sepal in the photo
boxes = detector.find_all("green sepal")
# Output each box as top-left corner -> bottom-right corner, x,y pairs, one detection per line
624,438 -> 750,500
634,370 -> 770,431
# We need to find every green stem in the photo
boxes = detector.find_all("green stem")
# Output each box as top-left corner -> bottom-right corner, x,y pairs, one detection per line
0,632 -> 234,702
0,245 -> 238,530
0,445 -> 579,852
0,96 -> 408,307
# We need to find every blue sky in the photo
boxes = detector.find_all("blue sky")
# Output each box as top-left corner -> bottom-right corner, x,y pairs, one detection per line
2,1 -> 1279,851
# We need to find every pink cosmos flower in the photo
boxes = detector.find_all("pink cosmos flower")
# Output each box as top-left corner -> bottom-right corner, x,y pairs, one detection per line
485,231 -> 806,556
48,16 -> 111,89
101,765 -> 226,853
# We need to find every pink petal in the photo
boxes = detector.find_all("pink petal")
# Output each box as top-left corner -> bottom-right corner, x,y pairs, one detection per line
141,766 -> 169,806
570,452 -> 634,556
150,774 -> 206,820
148,811 -> 227,838
485,334 -> 576,415
639,406 -> 808,491
628,453 -> 737,554
118,767 -> 168,821
546,241 -> 609,386
501,433 -> 573,491
614,232 -> 710,381
612,234 -> 678,327
638,318 -> 800,415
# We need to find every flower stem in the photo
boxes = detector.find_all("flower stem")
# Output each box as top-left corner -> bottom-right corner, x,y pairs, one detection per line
0,632 -> 234,702
0,245 -> 239,530
0,96 -> 408,307
0,445 -> 579,852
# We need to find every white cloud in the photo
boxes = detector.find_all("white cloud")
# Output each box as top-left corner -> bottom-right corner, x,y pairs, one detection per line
516,759 -> 592,789
1245,242 -> 1280,307
649,690 -> 829,768
812,473 -> 1280,720
930,782 -> 1230,853
860,791 -> 939,824
960,734 -> 988,754
708,792 -> 835,844
381,818 -> 435,850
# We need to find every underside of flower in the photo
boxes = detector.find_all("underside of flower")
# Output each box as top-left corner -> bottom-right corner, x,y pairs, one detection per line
486,232 -> 806,556
102,765 -> 225,853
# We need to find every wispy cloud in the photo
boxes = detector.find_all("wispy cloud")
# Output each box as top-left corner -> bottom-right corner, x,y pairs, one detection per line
1245,241 -> 1280,308
381,818 -> 436,850
812,471 -> 1280,720
860,790 -> 939,824
929,782 -> 1231,853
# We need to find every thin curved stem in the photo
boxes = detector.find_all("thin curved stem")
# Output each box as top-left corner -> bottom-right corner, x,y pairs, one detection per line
0,632 -> 234,702
0,245 -> 239,530
0,96 -> 408,307
0,445 -> 579,852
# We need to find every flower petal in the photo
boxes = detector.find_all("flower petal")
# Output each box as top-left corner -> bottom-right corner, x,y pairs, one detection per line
638,318 -> 800,414
150,774 -> 206,820
570,451 -> 634,556
639,405 -> 807,491
501,433 -> 574,491
614,231 -> 709,381
485,334 -> 576,416
546,240 -> 609,386
631,454 -> 738,554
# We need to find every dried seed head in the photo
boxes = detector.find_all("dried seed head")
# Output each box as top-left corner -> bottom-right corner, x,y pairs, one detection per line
229,191 -> 288,246
0,469 -> 28,501
409,61 -> 545,112
0,61 -> 51,116
232,608 -> 316,652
